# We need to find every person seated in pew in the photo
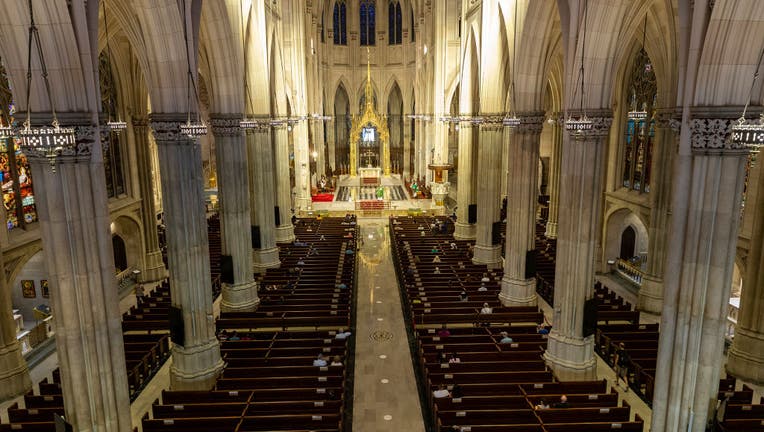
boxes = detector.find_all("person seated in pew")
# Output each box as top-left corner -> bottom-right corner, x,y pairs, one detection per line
420,231 -> 426,237
335,328 -> 352,339
448,353 -> 461,363
537,322 -> 550,335
437,325 -> 451,337
438,351 -> 448,363
431,247 -> 439,254
414,255 -> 422,264
459,291 -> 469,302
481,273 -> 490,283
434,266 -> 441,274
450,242 -> 458,250
330,355 -> 343,366
313,354 -> 328,367
451,383 -> 463,398
320,234 -> 325,241
553,395 -> 569,408
480,303 -> 493,314
336,282 -> 348,290
217,330 -> 229,341
458,261 -> 466,270
535,399 -> 550,410
345,248 -> 354,255
297,258 -> 306,266
432,255 -> 441,263
478,282 -> 488,292
228,331 -> 241,341
499,331 -> 513,344
433,384 -> 451,398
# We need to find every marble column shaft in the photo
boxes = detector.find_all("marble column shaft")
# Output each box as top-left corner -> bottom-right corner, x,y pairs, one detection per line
651,115 -> 749,432
247,128 -> 280,271
132,117 -> 166,283
273,124 -> 295,243
151,118 -> 223,391
0,245 -> 31,400
728,150 -> 764,384
454,123 -> 477,240
545,117 -> 562,239
472,117 -> 504,267
26,119 -> 131,431
500,114 -> 544,306
544,115 -> 612,381
211,116 -> 259,312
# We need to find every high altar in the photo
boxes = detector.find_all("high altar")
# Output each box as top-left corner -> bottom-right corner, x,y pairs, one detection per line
349,49 -> 390,177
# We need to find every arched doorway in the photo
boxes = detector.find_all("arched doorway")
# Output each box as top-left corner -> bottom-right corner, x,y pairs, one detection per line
620,226 -> 636,260
112,234 -> 127,273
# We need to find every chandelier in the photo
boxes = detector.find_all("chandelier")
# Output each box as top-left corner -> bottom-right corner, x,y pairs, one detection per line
565,0 -> 593,133
730,46 -> 764,150
18,0 -> 76,172
180,0 -> 207,138
0,115 -> 13,138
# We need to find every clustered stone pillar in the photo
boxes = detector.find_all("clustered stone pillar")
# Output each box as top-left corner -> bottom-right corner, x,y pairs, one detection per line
454,121 -> 477,240
651,113 -> 750,432
211,115 -> 259,311
150,117 -> 223,391
544,114 -> 612,381
472,116 -> 504,267
545,115 -> 562,239
637,109 -> 678,314
0,250 -> 31,400
247,126 -> 280,271
500,113 -> 544,306
132,116 -> 166,283
25,116 -> 132,431
727,147 -> 764,384
273,122 -> 295,243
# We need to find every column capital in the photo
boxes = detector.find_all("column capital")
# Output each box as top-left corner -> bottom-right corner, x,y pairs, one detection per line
654,108 -> 682,135
149,114 -> 196,144
515,111 -> 546,134
131,116 -> 149,128
478,112 -> 505,131
210,114 -> 244,137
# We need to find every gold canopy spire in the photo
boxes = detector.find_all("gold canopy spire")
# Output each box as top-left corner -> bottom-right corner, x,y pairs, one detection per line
364,47 -> 373,110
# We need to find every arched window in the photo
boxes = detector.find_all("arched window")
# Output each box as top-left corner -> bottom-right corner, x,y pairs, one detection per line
360,0 -> 376,46
333,1 -> 347,45
622,48 -> 656,193
388,1 -> 402,45
411,7 -> 415,42
99,51 -> 126,198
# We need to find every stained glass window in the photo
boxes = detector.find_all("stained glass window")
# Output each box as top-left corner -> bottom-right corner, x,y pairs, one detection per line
622,48 -> 657,194
99,51 -> 126,198
388,1 -> 402,45
333,1 -> 347,45
360,0 -> 376,46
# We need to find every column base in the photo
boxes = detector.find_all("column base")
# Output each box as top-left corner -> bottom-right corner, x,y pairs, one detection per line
545,221 -> 558,239
170,338 -> 224,391
727,327 -> 764,386
637,274 -> 663,315
472,244 -> 501,268
141,250 -> 167,283
220,280 -> 260,312
499,277 -> 537,307
453,222 -> 476,240
275,225 -> 296,243
253,247 -> 281,273
544,331 -> 597,381
0,340 -> 31,400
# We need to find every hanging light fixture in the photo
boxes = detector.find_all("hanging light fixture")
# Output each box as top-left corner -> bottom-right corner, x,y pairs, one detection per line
503,0 -> 520,128
180,0 -> 207,138
627,18 -> 649,121
0,114 -> 13,138
17,0 -> 76,172
730,46 -> 764,150
565,0 -> 593,133
102,0 -> 126,132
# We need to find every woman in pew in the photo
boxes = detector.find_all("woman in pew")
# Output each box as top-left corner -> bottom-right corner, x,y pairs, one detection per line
434,266 -> 441,274
448,353 -> 461,363
535,399 -> 550,410
553,395 -> 569,408
499,331 -> 513,344
432,255 -> 441,263
335,328 -> 352,339
313,354 -> 328,367
330,355 -> 343,366
433,384 -> 451,398
480,303 -> 493,314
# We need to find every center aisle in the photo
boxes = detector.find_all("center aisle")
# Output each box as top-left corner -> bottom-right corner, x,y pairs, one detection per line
353,218 -> 426,432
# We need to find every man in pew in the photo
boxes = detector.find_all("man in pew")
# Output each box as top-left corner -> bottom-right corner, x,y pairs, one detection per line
435,266 -> 441,274
330,355 -> 343,366
459,291 -> 469,301
481,273 -> 490,283
433,384 -> 451,399
553,395 -> 569,408
478,282 -> 487,292
480,303 -> 493,314
499,332 -> 513,344
313,354 -> 328,367
335,328 -> 352,339
535,399 -> 550,410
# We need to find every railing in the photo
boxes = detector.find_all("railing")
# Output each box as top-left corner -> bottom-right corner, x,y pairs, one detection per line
117,266 -> 140,291
616,258 -> 644,286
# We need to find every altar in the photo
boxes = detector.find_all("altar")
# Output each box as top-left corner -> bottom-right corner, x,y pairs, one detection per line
358,167 -> 382,178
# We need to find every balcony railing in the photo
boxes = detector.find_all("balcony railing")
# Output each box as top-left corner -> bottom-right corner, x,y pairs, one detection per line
616,258 -> 644,286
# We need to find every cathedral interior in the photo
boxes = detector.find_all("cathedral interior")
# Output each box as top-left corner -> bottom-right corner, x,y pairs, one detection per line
0,0 -> 763,431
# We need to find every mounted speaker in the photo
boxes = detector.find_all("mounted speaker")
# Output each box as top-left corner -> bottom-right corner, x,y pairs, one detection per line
220,255 -> 234,284
251,225 -> 261,249
274,206 -> 281,226
168,306 -> 185,347
468,204 -> 477,224
524,250 -> 537,279
583,298 -> 598,338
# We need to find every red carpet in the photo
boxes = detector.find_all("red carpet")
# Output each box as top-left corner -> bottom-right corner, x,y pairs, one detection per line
311,193 -> 334,202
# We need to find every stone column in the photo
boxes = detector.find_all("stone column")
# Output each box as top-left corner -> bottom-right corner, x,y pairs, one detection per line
22,116 -> 131,431
0,249 -> 31,400
247,127 -> 280,271
132,116 -> 166,283
500,113 -> 544,306
150,117 -> 223,391
454,121 -> 477,239
545,115 -> 562,238
326,119 -> 336,173
292,121 -> 312,210
651,113 -> 750,432
638,109 -> 679,313
472,115 -> 504,267
403,117 -> 412,177
273,122 -> 295,243
728,148 -> 764,384
211,115 -> 259,311
544,114 -> 612,381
